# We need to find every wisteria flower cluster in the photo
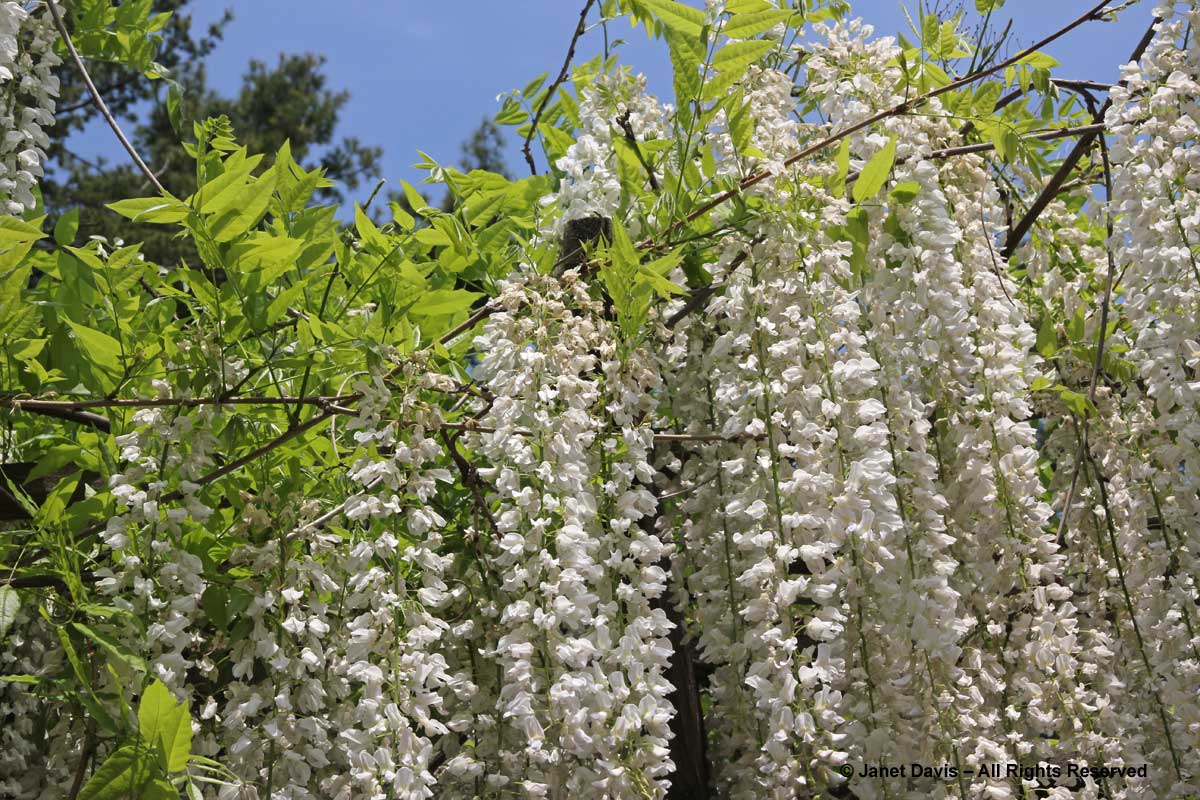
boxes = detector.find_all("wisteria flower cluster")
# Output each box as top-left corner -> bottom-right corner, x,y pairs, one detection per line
2,1 -> 1200,799
0,0 -> 57,216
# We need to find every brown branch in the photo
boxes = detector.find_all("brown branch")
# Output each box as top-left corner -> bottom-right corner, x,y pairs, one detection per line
650,0 -> 1116,248
46,1 -> 167,196
3,573 -> 72,589
436,419 -> 760,444
4,404 -> 111,433
522,0 -> 597,176
65,723 -> 95,800
988,78 -> 1117,120
1001,16 -> 1160,259
4,394 -> 358,412
439,429 -> 502,540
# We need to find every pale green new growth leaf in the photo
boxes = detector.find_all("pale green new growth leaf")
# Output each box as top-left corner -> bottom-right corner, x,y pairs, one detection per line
207,167 -> 277,242
852,138 -> 897,203
354,203 -> 388,251
888,181 -> 921,204
831,139 -> 851,199
411,289 -> 482,317
106,196 -> 190,224
638,0 -> 705,36
705,40 -> 775,100
724,9 -> 791,39
138,679 -> 192,772
1037,314 -> 1058,358
1018,51 -> 1059,70
667,29 -> 705,110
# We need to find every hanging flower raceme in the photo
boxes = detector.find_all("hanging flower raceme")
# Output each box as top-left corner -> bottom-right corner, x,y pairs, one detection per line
1097,0 -> 1200,791
9,1 -> 1200,798
454,268 -> 675,799
0,0 -> 58,215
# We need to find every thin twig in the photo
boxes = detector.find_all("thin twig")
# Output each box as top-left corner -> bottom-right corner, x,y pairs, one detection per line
1001,16 -> 1159,259
926,122 -> 1108,161
46,1 -> 167,196
522,0 -> 597,175
651,0 -> 1116,248
666,246 -> 757,329
616,109 -> 661,191
1054,96 -> 1122,549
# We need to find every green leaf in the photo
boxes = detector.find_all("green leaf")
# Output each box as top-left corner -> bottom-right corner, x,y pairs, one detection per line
1066,304 -> 1086,343
400,181 -> 431,215
166,80 -> 183,133
106,196 -> 190,224
70,622 -> 147,675
66,320 -> 122,376
724,8 -> 792,39
0,215 -> 46,250
975,0 -> 1005,11
1030,375 -> 1053,391
354,203 -> 388,251
266,281 -> 309,326
0,586 -> 20,640
0,218 -> 43,277
79,745 -> 159,800
667,29 -> 705,110
844,207 -> 870,279
972,82 -> 1002,115
0,674 -> 40,684
888,181 -> 921,204
1036,314 -> 1058,358
1018,51 -> 1059,70
191,150 -> 262,212
638,250 -> 685,298
521,73 -> 548,98
638,0 -> 706,36
390,201 -> 414,232
831,139 -> 851,199
992,124 -> 1020,164
410,289 -> 481,317
138,680 -> 192,772
225,233 -> 305,273
705,40 -> 776,100
495,97 -> 527,126
1057,387 -> 1095,419
206,167 -> 276,242
54,209 -> 80,246
852,138 -> 897,203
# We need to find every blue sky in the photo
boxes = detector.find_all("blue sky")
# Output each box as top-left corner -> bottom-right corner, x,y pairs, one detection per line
72,0 -> 1157,201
